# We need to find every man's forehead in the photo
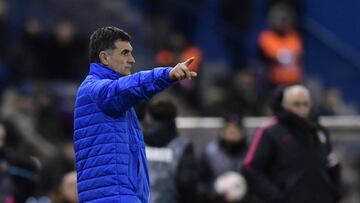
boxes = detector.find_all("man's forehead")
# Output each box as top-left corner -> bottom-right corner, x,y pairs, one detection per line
283,86 -> 311,102
114,40 -> 133,51
290,93 -> 311,102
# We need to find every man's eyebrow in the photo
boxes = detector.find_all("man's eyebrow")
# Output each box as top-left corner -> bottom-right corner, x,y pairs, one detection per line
121,48 -> 132,53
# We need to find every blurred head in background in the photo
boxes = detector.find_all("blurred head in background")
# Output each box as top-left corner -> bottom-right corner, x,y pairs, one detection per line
16,83 -> 35,114
142,100 -> 178,147
219,116 -> 247,154
54,20 -> 76,45
1,84 -> 36,116
268,3 -> 296,34
60,171 -> 78,203
282,85 -> 312,118
0,0 -> 8,21
24,18 -> 42,37
0,123 -> 6,149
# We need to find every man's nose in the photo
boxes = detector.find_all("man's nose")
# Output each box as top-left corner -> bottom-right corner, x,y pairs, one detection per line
128,55 -> 135,64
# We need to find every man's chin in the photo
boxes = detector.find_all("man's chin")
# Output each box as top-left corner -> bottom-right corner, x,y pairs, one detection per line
119,70 -> 131,76
125,68 -> 132,75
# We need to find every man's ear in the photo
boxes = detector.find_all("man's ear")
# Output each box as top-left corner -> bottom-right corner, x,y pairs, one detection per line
99,51 -> 109,65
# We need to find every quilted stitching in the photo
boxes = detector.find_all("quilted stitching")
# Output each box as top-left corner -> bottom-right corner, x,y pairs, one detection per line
74,63 -> 174,203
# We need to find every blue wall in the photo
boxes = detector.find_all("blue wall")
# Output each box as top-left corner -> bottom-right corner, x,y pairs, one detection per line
302,0 -> 360,107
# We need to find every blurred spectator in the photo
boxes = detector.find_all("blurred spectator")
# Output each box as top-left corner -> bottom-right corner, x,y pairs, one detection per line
257,3 -> 303,90
201,80 -> 229,117
59,171 -> 77,203
201,69 -> 261,117
0,0 -> 11,91
243,85 -> 342,203
11,18 -> 47,81
143,0 -> 177,52
155,32 -> 203,110
227,69 -> 262,116
0,121 -> 41,203
143,100 -> 198,203
48,0 -> 141,36
319,87 -> 357,115
143,0 -> 200,49
0,85 -> 56,158
268,0 -> 300,18
37,140 -> 75,202
220,0 -> 252,70
0,60 -> 10,94
198,116 -> 250,203
221,0 -> 252,33
41,20 -> 87,81
51,82 -> 77,138
0,0 -> 9,60
27,168 -> 77,203
155,33 -> 203,72
34,85 -> 62,144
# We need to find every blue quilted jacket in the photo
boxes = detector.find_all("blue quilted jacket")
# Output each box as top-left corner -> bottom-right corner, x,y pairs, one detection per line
73,63 -> 175,203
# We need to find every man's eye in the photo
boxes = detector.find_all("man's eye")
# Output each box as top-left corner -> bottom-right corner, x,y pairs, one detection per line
122,50 -> 130,55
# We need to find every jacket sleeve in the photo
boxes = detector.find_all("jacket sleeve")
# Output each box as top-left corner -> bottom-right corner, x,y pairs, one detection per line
242,128 -> 285,203
90,67 -> 175,116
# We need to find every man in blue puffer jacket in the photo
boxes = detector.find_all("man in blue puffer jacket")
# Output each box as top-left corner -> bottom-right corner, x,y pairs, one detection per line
73,26 -> 197,203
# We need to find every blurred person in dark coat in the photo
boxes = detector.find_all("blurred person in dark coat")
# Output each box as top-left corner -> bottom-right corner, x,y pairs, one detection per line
220,0 -> 252,71
0,121 -> 40,203
42,20 -> 87,81
142,100 -> 198,203
1,85 -> 56,158
0,0 -> 9,60
0,0 -> 11,91
319,87 -> 357,116
198,116 -> 250,203
36,139 -> 75,203
10,18 -> 46,81
242,85 -> 342,203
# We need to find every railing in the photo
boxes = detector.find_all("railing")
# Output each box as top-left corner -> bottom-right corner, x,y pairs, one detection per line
176,116 -> 360,156
177,116 -> 360,130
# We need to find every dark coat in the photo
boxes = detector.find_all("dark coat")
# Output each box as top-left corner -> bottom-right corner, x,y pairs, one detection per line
242,110 -> 341,203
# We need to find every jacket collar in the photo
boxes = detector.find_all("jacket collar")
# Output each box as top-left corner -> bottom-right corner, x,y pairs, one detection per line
89,63 -> 123,80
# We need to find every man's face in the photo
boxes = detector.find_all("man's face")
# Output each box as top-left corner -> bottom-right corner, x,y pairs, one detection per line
61,171 -> 78,203
0,124 -> 6,149
222,123 -> 244,143
105,40 -> 135,75
282,87 -> 311,118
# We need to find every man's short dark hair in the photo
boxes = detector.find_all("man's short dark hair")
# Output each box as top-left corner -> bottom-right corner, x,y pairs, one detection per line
148,100 -> 177,121
89,26 -> 131,63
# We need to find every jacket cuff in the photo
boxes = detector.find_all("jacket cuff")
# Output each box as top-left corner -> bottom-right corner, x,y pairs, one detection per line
163,67 -> 175,82
156,67 -> 176,86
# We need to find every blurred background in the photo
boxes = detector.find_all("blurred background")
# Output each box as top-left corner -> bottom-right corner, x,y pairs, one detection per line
0,0 -> 360,202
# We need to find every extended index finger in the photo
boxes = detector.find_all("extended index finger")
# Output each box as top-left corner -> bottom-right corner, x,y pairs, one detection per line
182,57 -> 195,66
